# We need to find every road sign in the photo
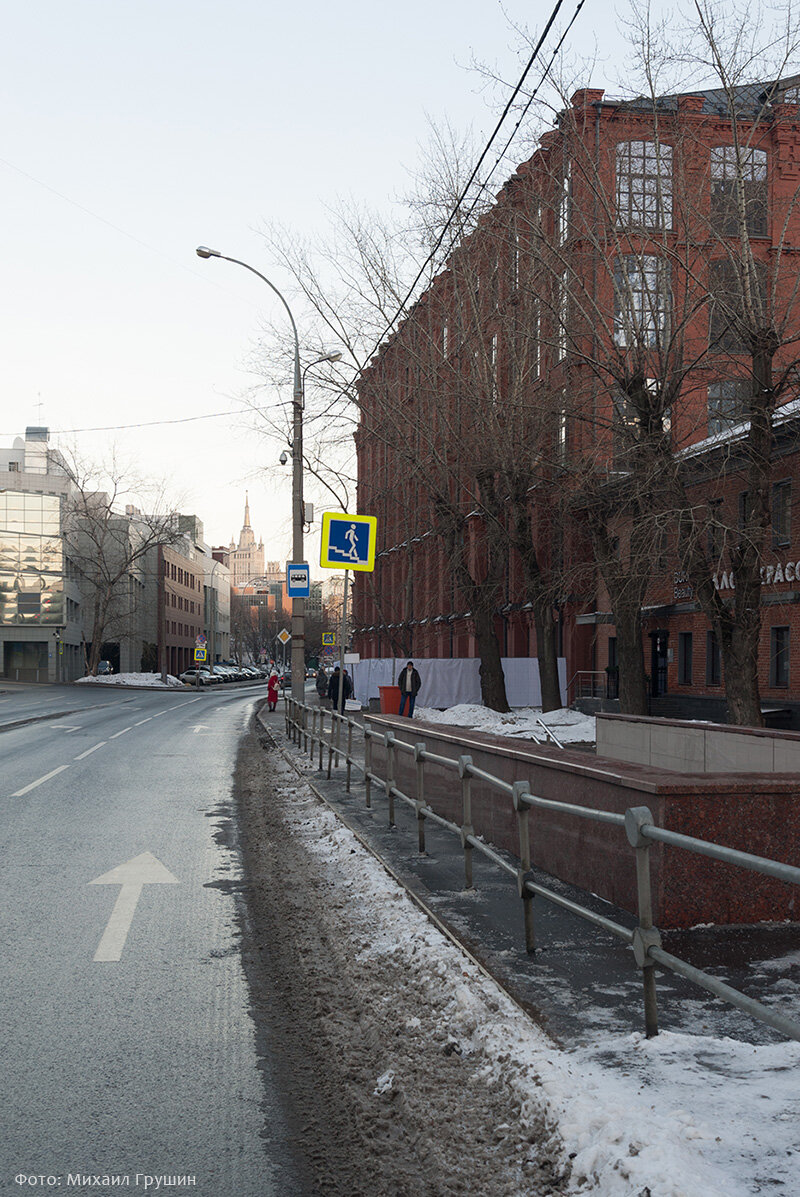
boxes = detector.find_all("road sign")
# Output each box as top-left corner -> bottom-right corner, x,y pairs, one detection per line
194,647 -> 207,662
320,512 -> 377,572
196,633 -> 207,646
286,561 -> 311,597
322,632 -> 336,646
277,628 -> 291,645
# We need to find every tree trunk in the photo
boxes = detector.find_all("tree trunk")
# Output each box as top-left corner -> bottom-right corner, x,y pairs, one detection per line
615,604 -> 649,716
473,606 -> 510,711
534,600 -> 562,711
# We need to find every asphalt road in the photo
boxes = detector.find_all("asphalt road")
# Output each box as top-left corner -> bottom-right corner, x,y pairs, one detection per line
0,682 -> 308,1196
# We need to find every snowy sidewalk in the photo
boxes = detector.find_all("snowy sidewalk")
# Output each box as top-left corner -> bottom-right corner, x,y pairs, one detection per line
258,706 -> 800,1195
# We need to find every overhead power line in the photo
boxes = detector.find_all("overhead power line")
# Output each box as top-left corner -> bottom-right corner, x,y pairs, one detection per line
358,0 -> 587,373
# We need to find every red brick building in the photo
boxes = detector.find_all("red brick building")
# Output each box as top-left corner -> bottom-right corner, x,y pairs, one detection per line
353,77 -> 800,723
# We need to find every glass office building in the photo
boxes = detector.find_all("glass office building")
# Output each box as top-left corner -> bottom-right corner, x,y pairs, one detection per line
0,491 -> 67,680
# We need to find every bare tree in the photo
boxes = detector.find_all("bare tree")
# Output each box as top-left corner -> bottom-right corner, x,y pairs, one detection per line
58,451 -> 183,676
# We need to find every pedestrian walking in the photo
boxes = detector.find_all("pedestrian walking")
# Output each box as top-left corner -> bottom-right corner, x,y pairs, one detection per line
327,665 -> 352,711
267,668 -> 279,712
398,660 -> 421,717
315,666 -> 328,705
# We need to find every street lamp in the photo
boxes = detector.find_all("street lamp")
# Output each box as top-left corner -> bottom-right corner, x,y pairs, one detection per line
196,246 -> 341,701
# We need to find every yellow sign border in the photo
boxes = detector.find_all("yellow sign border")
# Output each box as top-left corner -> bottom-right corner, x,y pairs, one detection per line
320,512 -> 377,572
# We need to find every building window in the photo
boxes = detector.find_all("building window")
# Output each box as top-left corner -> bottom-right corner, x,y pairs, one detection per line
678,631 -> 693,685
511,219 -> 520,290
770,626 -> 790,687
613,255 -> 669,347
709,258 -> 767,353
557,273 -> 568,360
708,379 -> 749,434
710,146 -> 767,236
738,490 -> 753,531
490,334 -> 499,403
556,162 -> 570,243
557,400 -> 567,461
616,140 -> 672,229
772,480 -> 791,547
442,321 -> 449,357
8,461 -> 19,472
706,630 -> 721,686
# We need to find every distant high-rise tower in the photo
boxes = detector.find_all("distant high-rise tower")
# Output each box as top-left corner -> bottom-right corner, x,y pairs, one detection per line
229,492 -> 265,588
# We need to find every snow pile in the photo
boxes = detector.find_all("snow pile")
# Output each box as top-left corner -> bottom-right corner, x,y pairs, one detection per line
276,745 -> 799,1195
75,672 -> 183,688
417,703 -> 596,744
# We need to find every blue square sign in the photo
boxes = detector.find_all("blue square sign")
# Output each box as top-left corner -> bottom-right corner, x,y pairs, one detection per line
320,512 -> 377,571
286,562 -> 311,597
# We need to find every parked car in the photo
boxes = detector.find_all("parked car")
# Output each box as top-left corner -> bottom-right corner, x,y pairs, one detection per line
179,667 -> 216,686
97,660 -> 113,675
280,671 -> 292,689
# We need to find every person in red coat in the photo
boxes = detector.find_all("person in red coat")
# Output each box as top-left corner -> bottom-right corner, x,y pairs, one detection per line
267,668 -> 280,712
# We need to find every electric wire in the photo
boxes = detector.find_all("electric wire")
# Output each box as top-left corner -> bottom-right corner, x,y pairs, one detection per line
355,0 -> 585,373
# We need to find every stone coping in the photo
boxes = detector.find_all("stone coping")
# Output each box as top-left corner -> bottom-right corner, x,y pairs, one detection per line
366,714 -> 800,797
596,711 -> 800,743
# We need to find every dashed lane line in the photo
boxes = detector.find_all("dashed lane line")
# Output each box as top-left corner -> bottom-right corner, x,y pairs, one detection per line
109,727 -> 132,739
74,741 -> 107,761
134,718 -> 152,726
11,764 -> 71,797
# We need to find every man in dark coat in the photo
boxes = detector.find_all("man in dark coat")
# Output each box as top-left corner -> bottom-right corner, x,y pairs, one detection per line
327,666 -> 352,711
398,660 -> 422,717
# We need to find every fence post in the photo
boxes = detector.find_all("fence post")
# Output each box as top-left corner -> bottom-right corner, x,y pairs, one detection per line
364,728 -> 373,808
318,710 -> 325,770
303,703 -> 308,754
625,806 -> 662,1039
385,731 -> 396,827
458,755 -> 474,889
310,707 -> 317,759
414,742 -> 427,854
512,781 -> 536,954
327,714 -> 335,778
346,720 -> 353,793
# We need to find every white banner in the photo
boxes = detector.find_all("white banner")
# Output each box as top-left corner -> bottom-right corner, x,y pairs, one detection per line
348,657 -> 567,709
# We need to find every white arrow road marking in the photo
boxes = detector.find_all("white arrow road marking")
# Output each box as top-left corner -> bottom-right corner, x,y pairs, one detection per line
90,852 -> 179,962
51,723 -> 82,731
12,764 -> 70,797
191,724 -> 211,734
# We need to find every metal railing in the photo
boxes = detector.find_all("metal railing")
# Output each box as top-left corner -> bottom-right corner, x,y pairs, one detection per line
567,670 -> 608,702
282,697 -> 800,1044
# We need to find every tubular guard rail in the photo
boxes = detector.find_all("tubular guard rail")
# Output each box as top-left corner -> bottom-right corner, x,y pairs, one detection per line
283,697 -> 800,1043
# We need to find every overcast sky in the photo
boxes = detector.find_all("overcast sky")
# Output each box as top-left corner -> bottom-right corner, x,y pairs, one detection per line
1,0 -> 634,570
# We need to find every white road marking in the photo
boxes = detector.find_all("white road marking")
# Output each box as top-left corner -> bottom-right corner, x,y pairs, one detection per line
11,764 -> 70,797
109,726 -> 132,739
74,741 -> 107,760
134,718 -> 152,726
90,851 -> 179,962
51,724 -> 82,732
191,724 -> 211,734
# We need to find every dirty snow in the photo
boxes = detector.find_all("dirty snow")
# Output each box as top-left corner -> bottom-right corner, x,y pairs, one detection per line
75,671 -> 183,687
416,703 -> 596,744
271,743 -> 799,1196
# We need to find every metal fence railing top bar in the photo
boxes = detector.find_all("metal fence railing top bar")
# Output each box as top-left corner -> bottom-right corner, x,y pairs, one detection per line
281,696 -> 800,1045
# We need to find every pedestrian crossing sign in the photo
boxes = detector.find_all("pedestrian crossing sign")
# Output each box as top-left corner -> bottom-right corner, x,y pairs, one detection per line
194,647 -> 207,662
322,632 -> 336,646
320,512 -> 377,572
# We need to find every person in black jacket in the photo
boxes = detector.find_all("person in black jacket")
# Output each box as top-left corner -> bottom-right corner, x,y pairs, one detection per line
398,660 -> 421,717
327,665 -> 352,711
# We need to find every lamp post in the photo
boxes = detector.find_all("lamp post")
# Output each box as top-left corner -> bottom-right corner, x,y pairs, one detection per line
196,246 -> 340,702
